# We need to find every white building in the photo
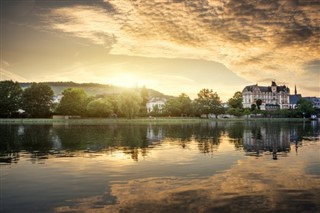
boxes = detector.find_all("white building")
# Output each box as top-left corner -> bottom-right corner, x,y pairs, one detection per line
146,98 -> 166,113
52,94 -> 63,103
242,81 -> 290,110
304,97 -> 320,109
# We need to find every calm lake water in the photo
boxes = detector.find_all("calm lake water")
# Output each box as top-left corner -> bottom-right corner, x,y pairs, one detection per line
1,121 -> 319,213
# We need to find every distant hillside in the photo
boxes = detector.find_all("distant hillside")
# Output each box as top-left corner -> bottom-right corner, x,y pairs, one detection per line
19,82 -> 173,99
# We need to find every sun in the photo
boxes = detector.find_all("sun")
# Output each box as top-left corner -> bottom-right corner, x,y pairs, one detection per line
108,73 -> 139,88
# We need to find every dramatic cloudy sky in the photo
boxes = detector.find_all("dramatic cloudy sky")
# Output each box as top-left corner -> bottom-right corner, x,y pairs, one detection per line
1,0 -> 319,100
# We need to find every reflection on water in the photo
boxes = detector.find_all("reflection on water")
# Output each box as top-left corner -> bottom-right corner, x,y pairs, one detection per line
0,121 -> 319,212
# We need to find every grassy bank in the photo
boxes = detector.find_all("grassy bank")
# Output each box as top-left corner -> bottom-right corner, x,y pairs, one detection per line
0,117 -> 308,124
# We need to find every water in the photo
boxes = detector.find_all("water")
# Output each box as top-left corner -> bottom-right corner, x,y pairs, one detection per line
0,121 -> 319,213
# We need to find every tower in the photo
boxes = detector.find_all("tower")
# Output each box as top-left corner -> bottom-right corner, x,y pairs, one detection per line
271,81 -> 277,93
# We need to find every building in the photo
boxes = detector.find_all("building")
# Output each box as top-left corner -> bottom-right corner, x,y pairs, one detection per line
146,98 -> 166,113
304,97 -> 320,109
242,81 -> 290,110
52,94 -> 63,103
289,85 -> 302,109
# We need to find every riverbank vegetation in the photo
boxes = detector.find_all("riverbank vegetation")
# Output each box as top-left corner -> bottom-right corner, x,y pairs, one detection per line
0,80 -> 317,119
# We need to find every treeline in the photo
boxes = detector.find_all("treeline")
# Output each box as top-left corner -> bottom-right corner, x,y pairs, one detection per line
19,81 -> 109,88
0,80 -> 316,118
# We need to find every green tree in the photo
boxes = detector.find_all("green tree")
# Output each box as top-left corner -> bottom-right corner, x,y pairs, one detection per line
86,99 -> 113,117
228,91 -> 243,109
256,99 -> 262,110
118,90 -> 142,118
149,104 -> 161,117
194,88 -> 222,118
226,108 -> 243,117
251,104 -> 256,111
22,83 -> 54,118
139,86 -> 149,116
243,108 -> 251,118
56,88 -> 88,116
163,98 -> 181,116
0,81 -> 22,117
296,98 -> 315,117
104,95 -> 120,117
177,93 -> 193,116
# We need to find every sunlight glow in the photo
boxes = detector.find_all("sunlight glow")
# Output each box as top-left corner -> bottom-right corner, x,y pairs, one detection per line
107,73 -> 139,88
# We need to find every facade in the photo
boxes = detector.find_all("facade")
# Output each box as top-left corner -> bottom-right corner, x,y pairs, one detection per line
52,94 -> 63,103
242,81 -> 290,110
289,86 -> 302,109
146,98 -> 166,113
289,94 -> 302,109
304,97 -> 320,109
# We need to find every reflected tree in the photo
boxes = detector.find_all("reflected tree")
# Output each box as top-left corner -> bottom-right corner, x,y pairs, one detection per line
194,123 -> 223,154
227,122 -> 245,149
0,124 -> 23,153
20,125 -> 53,161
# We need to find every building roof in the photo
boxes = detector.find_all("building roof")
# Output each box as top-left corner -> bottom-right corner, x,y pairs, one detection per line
289,94 -> 302,104
147,97 -> 166,104
242,82 -> 290,93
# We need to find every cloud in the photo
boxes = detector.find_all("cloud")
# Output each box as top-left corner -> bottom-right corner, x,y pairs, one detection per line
45,0 -> 319,93
0,68 -> 28,82
304,60 -> 320,73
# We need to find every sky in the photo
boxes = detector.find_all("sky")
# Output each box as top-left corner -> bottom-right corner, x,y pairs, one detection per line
1,0 -> 319,101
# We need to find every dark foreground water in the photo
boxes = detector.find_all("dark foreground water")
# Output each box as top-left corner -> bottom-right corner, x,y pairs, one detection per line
0,120 -> 319,213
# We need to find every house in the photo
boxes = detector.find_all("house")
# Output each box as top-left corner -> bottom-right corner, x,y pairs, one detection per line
146,98 -> 166,113
304,97 -> 320,109
242,81 -> 290,110
52,94 -> 63,103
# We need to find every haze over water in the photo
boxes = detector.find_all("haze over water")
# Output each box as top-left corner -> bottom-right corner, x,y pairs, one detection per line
1,121 -> 319,213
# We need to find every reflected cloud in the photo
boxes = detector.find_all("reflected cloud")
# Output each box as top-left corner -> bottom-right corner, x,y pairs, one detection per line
54,142 -> 320,213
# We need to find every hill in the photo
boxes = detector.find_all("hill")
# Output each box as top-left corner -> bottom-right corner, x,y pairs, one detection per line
19,82 -> 173,99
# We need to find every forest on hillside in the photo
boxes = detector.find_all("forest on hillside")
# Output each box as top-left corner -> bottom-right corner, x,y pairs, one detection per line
19,81 -> 170,98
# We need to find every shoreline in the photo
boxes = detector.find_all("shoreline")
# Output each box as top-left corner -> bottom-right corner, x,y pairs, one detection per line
0,117 -> 309,124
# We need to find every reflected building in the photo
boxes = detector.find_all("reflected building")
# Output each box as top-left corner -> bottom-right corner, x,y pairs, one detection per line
146,125 -> 164,143
243,125 -> 291,156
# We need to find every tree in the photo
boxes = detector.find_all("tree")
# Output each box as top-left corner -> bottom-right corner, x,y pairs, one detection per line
296,98 -> 315,117
194,88 -> 222,118
226,108 -> 243,117
118,90 -> 142,118
243,108 -> 251,118
228,91 -> 243,109
139,86 -> 149,116
256,99 -> 262,110
104,95 -> 120,117
21,83 -> 54,118
56,88 -> 88,116
0,81 -> 22,118
177,93 -> 193,116
163,98 -> 181,116
86,99 -> 113,117
251,104 -> 256,111
149,104 -> 161,117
